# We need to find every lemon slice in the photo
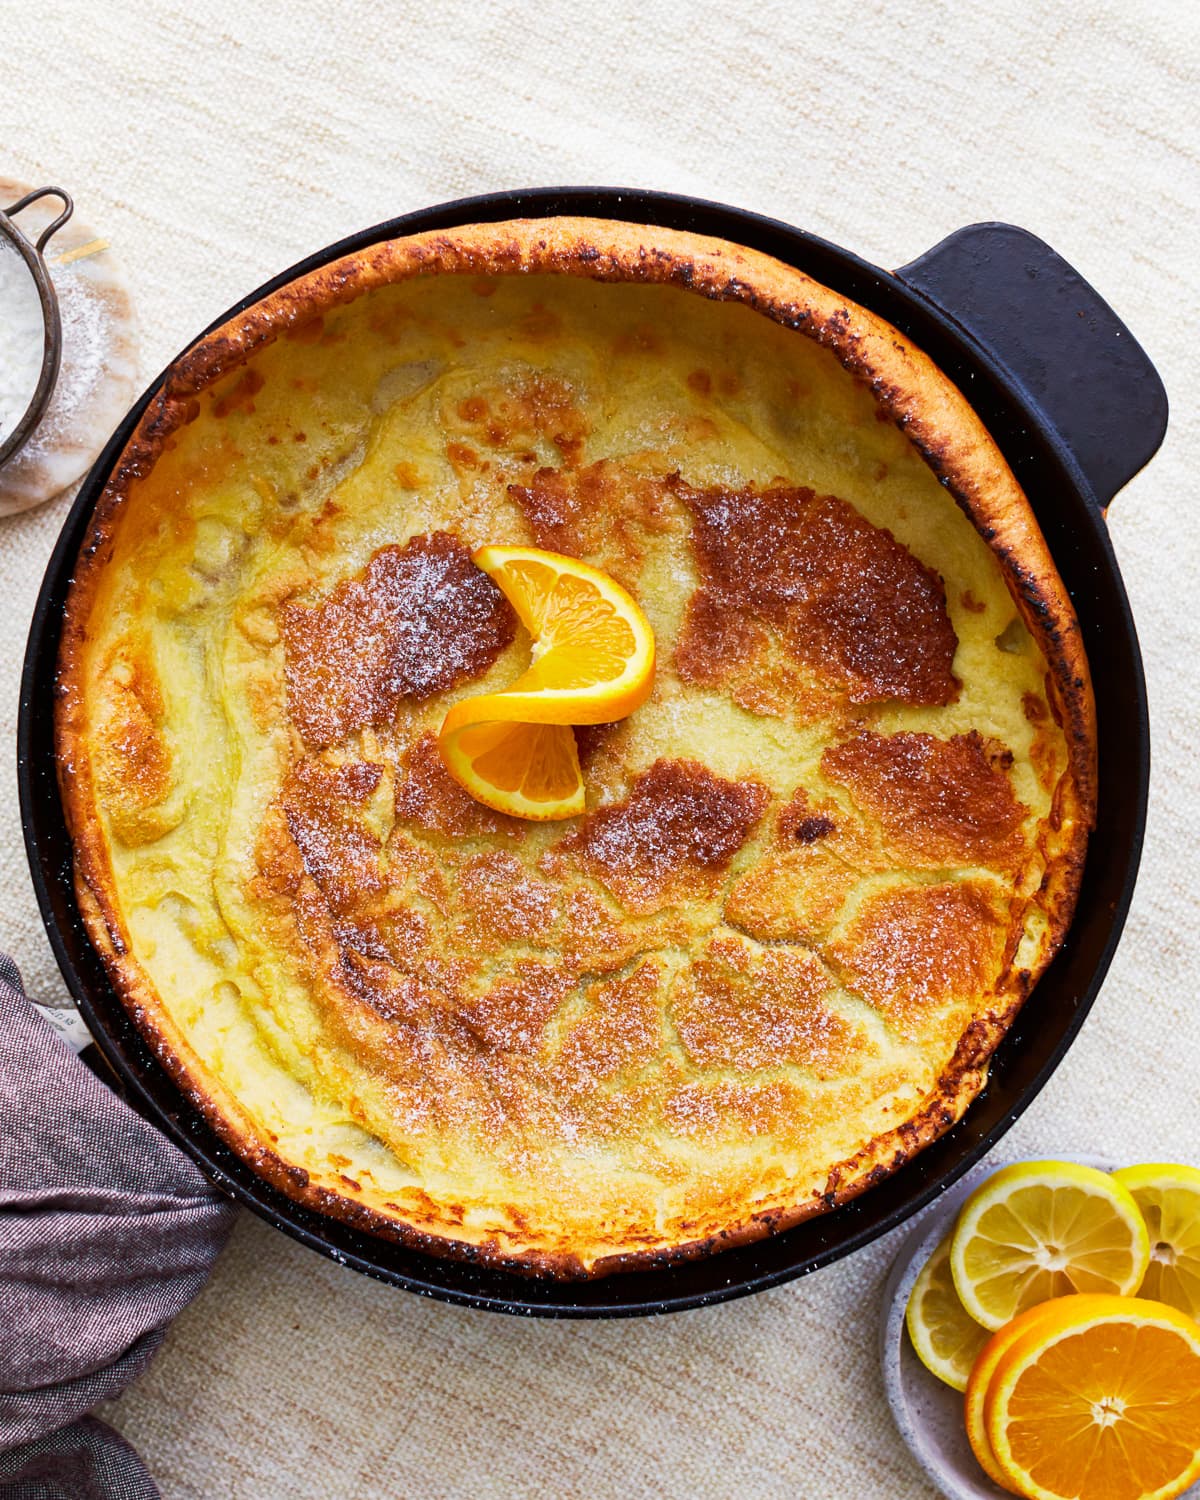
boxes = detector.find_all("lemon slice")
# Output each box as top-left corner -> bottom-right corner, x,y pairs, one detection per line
949,1160 -> 1150,1331
1113,1163 -> 1200,1320
905,1232 -> 991,1392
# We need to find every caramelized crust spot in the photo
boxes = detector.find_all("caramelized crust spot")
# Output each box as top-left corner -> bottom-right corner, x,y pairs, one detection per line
452,374 -> 590,465
828,881 -> 1008,1036
777,790 -> 837,845
822,730 -> 1028,871
508,460 -> 673,576
672,939 -> 863,1073
675,482 -> 959,705
550,759 -> 770,912
394,732 -> 525,839
459,852 -> 560,943
279,532 -> 515,748
280,757 -> 385,912
456,964 -> 573,1055
93,641 -> 181,846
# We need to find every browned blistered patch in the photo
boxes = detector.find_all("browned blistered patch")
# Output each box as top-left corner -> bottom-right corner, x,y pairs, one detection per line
558,889 -> 639,971
334,949 -> 432,1025
775,788 -> 836,845
725,786 -> 871,941
672,937 -> 863,1074
663,1078 -> 817,1143
451,374 -> 590,466
93,640 -> 178,847
211,367 -> 265,419
781,809 -> 837,845
552,960 -> 662,1085
675,481 -> 959,706
961,589 -> 987,614
446,441 -> 480,471
546,759 -> 770,912
822,730 -> 1028,872
245,671 -> 285,733
279,532 -> 515,748
508,460 -> 674,579
280,757 -> 386,913
726,837 -> 865,944
393,461 -> 424,488
456,963 -> 574,1055
334,904 -> 429,969
827,880 -> 1008,1037
458,852 -> 560,944
686,369 -> 712,396
394,732 -> 525,839
1022,692 -> 1065,794
674,591 -> 767,687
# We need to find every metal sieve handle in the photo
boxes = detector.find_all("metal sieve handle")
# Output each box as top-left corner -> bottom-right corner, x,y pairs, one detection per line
0,187 -> 74,468
3,185 -> 74,253
895,223 -> 1168,512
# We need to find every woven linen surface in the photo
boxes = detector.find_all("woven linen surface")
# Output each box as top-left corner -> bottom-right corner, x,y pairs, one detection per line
2,2 -> 1197,1495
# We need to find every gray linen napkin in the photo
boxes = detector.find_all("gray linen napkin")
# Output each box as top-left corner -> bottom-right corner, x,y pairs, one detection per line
0,953 -> 237,1497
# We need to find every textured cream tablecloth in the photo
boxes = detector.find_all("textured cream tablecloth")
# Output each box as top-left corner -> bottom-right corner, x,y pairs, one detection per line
2,3 -> 1198,1495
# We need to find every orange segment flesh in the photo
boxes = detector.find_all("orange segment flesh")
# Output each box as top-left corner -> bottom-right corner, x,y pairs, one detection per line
442,546 -> 656,731
437,720 -> 584,821
984,1294 -> 1200,1500
438,546 -> 655,821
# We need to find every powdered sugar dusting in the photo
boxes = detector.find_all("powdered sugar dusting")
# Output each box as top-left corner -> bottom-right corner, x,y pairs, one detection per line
17,250 -> 109,462
280,531 -> 516,748
0,202 -> 139,515
554,759 -> 770,911
0,239 -> 45,443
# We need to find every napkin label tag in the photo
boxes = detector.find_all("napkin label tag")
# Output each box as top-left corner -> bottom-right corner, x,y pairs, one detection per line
31,1000 -> 93,1054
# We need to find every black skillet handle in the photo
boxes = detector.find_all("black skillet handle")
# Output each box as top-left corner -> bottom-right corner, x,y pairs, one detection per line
894,223 -> 1168,511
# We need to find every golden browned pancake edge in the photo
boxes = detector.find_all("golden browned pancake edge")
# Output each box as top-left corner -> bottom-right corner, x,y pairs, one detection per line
56,218 -> 1096,1277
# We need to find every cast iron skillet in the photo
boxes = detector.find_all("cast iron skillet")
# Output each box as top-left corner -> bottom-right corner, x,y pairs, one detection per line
18,188 -> 1167,1317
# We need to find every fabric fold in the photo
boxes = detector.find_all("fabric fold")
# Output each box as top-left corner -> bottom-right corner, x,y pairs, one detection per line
0,956 -> 237,1493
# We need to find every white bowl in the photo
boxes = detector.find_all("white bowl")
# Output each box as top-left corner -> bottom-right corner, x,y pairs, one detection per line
879,1154 -> 1200,1500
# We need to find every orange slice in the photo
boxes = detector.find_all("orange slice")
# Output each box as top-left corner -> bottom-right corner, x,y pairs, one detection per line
437,719 -> 584,821
442,546 -> 656,730
437,547 -> 655,821
984,1293 -> 1200,1500
964,1300 -> 1072,1493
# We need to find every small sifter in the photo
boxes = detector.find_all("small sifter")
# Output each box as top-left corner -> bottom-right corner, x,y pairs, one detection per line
0,186 -> 74,467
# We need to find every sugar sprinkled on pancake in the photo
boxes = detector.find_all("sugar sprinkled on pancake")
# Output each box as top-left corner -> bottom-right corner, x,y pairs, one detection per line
57,220 -> 1094,1275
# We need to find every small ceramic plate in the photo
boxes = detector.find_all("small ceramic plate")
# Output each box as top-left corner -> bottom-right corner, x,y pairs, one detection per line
880,1154 -> 1200,1500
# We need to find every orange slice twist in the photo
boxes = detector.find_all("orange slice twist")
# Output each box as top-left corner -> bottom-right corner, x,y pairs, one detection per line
437,546 -> 656,820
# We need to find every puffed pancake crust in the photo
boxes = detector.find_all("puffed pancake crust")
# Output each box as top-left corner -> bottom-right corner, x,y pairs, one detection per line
57,219 -> 1096,1277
